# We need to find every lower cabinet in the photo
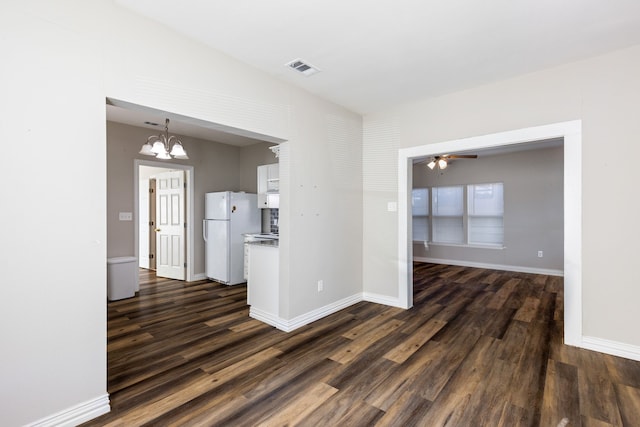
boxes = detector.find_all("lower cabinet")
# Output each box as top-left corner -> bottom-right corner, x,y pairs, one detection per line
247,243 -> 279,315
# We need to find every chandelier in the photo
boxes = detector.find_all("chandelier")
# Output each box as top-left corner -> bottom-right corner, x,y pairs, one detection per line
139,118 -> 188,160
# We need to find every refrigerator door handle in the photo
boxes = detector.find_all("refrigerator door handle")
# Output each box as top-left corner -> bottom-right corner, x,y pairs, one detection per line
203,219 -> 208,242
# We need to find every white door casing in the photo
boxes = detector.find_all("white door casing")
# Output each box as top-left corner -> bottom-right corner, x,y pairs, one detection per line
149,179 -> 157,271
155,170 -> 185,280
397,120 -> 582,347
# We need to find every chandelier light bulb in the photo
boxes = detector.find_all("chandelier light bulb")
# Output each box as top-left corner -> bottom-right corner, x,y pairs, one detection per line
151,140 -> 166,154
139,142 -> 154,156
169,142 -> 187,157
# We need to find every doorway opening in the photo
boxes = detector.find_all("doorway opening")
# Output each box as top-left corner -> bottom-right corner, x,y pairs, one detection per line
398,120 -> 582,347
135,160 -> 195,281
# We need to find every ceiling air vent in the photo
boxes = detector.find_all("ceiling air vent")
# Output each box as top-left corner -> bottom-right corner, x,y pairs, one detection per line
285,58 -> 321,76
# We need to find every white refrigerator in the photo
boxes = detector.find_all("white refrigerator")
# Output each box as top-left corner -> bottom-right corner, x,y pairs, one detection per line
203,191 -> 260,285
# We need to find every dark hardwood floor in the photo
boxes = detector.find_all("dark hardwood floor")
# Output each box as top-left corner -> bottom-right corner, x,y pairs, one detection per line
82,263 -> 640,426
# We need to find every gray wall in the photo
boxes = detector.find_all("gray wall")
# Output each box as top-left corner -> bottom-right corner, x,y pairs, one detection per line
239,143 -> 279,192
412,145 -> 564,272
107,121 -> 274,274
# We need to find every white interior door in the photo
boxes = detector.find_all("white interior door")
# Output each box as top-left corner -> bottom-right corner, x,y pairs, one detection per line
155,170 -> 185,280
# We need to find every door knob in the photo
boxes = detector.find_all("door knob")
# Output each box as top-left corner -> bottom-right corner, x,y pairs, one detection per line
154,228 -> 161,232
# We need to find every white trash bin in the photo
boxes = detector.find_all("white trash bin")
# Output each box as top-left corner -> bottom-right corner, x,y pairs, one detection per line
107,256 -> 138,301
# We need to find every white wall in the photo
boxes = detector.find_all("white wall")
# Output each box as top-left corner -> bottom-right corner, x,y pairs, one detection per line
0,2 -> 107,426
363,44 -> 640,350
0,1 -> 362,425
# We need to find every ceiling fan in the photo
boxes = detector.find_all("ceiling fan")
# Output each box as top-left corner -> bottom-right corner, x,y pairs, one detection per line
421,154 -> 478,170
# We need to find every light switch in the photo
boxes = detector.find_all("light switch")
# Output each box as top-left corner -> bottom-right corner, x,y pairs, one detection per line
387,202 -> 397,212
119,212 -> 133,221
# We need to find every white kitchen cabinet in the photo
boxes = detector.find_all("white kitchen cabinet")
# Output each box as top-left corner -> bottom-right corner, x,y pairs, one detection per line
257,163 -> 279,209
247,242 -> 279,314
243,243 -> 250,280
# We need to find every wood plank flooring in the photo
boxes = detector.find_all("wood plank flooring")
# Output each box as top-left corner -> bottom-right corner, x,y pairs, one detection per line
81,263 -> 640,426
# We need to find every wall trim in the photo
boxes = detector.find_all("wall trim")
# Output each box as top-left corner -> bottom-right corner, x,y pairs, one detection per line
134,160 -> 195,282
191,273 -> 207,281
363,292 -> 403,307
250,293 -> 363,332
398,119 -> 582,347
27,394 -> 110,427
249,307 -> 289,331
582,336 -> 640,362
413,257 -> 564,277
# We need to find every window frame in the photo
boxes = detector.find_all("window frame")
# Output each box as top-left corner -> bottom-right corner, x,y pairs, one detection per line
412,182 -> 505,249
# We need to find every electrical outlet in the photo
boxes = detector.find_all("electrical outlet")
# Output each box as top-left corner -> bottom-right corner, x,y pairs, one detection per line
538,251 -> 543,258
317,280 -> 324,292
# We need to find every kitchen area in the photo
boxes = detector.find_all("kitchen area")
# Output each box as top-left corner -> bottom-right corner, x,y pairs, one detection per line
203,156 -> 281,328
244,161 -> 280,325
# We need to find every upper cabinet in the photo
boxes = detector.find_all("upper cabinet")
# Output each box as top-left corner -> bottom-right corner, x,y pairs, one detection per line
257,163 -> 279,209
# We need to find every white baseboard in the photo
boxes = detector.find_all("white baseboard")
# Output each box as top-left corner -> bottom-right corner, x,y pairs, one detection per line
363,292 -> 402,308
250,293 -> 363,332
581,336 -> 640,362
27,394 -> 110,427
249,307 -> 289,331
413,257 -> 564,277
190,272 -> 207,281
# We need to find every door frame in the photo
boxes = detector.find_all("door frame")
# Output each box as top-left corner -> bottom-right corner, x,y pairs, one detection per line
149,178 -> 157,271
134,159 -> 195,281
397,120 -> 582,347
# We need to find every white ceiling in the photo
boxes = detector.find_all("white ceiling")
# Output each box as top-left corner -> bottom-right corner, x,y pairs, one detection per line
115,0 -> 640,115
109,1 -> 640,148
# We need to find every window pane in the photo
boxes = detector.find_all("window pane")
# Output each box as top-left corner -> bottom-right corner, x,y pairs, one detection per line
469,216 -> 504,245
412,188 -> 428,216
432,186 -> 463,216
432,186 -> 463,243
412,188 -> 429,241
468,183 -> 504,245
432,217 -> 464,244
413,216 -> 429,241
468,183 -> 503,215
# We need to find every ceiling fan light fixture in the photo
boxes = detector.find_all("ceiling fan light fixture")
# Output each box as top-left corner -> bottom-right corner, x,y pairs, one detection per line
424,153 -> 477,171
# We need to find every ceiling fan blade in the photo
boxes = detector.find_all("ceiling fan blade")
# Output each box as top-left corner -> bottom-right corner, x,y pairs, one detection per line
415,154 -> 476,165
447,154 -> 478,159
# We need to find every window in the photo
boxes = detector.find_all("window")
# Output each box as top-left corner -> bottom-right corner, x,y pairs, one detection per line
431,186 -> 464,244
413,182 -> 504,247
467,183 -> 504,245
412,188 -> 429,242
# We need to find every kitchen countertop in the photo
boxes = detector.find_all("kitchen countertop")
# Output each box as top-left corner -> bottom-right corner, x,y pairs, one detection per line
246,239 -> 279,248
244,232 -> 279,239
